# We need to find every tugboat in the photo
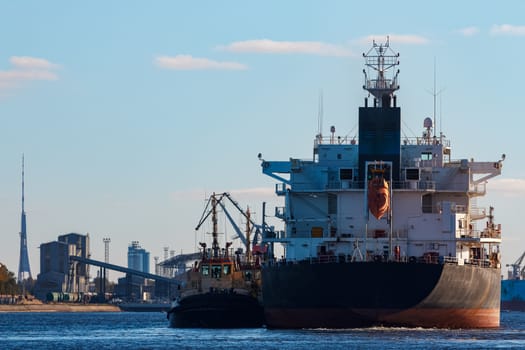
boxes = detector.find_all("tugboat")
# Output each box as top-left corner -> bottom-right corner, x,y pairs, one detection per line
259,38 -> 504,328
167,193 -> 264,328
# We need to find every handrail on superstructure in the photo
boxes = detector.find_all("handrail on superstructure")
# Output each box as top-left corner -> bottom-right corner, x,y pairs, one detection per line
314,136 -> 451,148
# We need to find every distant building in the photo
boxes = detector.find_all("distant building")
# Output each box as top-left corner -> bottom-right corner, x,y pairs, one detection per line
127,241 -> 150,273
58,233 -> 90,278
114,241 -> 152,301
34,233 -> 90,301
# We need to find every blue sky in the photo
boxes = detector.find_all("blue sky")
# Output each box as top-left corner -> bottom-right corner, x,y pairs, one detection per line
1,1 -> 524,279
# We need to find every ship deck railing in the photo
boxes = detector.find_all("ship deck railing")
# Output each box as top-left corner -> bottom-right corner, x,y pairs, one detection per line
325,180 -> 435,190
265,254 -> 497,269
458,228 -> 501,240
291,176 -> 488,193
441,256 -> 458,264
467,259 -> 492,268
313,136 -> 450,148
324,180 -> 456,191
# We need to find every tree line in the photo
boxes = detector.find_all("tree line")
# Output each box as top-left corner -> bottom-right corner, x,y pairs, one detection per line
0,263 -> 19,295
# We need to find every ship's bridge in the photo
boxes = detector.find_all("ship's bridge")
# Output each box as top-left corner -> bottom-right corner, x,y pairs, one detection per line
262,132 -> 501,195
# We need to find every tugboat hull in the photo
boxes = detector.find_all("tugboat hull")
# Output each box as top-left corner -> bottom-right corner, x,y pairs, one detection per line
262,262 -> 500,329
167,292 -> 264,328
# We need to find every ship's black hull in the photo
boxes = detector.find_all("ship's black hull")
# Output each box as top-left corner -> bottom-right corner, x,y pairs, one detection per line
167,292 -> 264,328
262,261 -> 500,328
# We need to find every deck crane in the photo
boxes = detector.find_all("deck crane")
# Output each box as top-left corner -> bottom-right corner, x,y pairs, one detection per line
506,251 -> 525,280
217,192 -> 262,245
194,192 -> 263,256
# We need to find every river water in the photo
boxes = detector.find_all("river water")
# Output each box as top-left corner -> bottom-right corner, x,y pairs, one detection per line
0,310 -> 524,349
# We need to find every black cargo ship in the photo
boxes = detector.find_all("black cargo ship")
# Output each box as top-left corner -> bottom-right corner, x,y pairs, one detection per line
259,38 -> 503,328
263,261 -> 500,328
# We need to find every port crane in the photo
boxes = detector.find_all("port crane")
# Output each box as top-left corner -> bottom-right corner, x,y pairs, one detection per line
507,251 -> 525,280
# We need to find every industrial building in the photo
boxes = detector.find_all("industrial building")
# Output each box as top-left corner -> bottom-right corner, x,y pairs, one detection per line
32,234 -> 192,302
114,241 -> 153,301
34,233 -> 90,301
127,241 -> 150,273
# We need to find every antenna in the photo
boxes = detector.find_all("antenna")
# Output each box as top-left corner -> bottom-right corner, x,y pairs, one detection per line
428,57 -> 445,138
317,90 -> 323,140
439,90 -> 443,139
433,57 -> 436,137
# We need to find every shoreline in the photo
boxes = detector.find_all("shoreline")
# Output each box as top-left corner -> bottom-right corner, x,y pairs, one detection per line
0,303 -> 121,312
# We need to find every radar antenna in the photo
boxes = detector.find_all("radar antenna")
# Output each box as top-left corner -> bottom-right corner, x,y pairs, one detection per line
317,90 -> 323,142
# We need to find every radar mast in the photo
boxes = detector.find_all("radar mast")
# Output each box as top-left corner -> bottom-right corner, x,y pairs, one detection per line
362,37 -> 400,108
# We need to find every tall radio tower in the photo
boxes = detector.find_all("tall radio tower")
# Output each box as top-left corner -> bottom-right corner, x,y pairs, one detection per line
18,155 -> 32,282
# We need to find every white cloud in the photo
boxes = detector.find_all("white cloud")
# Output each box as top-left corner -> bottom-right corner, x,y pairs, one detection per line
0,69 -> 58,81
0,56 -> 60,91
458,26 -> 479,37
10,56 -> 60,70
219,39 -> 354,57
490,24 -> 525,36
155,55 -> 247,70
489,178 -> 525,197
357,34 -> 429,45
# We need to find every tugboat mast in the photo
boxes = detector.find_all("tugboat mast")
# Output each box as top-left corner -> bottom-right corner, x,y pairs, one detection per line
211,194 -> 220,259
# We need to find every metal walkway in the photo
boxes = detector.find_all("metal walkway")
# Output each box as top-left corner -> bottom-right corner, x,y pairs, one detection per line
157,252 -> 201,268
69,255 -> 181,285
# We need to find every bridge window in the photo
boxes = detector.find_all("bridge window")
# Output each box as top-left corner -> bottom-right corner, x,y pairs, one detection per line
339,168 -> 353,180
223,264 -> 231,275
421,152 -> 432,160
201,265 -> 210,276
244,271 -> 253,281
212,265 -> 221,278
405,168 -> 420,180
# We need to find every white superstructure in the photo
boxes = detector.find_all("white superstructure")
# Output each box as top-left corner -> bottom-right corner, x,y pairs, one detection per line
261,38 -> 503,268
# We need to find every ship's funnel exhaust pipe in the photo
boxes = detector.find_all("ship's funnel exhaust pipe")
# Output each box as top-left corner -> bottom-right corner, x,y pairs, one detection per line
382,94 -> 391,108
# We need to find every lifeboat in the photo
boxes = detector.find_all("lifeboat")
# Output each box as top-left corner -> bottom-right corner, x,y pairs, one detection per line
368,177 -> 390,219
